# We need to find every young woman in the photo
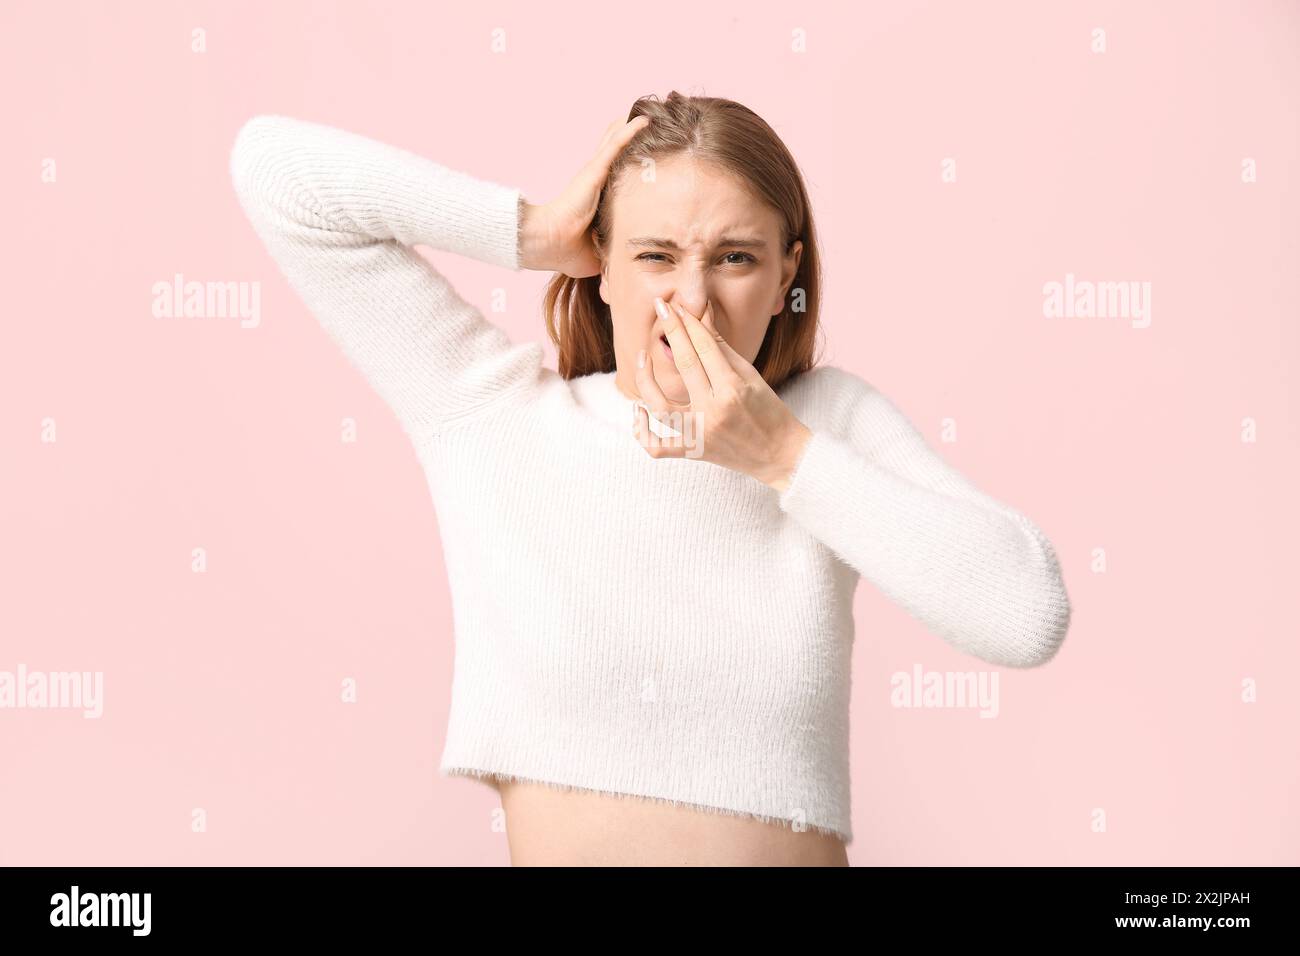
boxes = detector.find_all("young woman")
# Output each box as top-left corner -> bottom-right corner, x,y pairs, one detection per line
230,91 -> 1072,867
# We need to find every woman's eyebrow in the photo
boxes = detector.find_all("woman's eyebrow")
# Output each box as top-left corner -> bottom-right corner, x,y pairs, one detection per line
626,236 -> 767,250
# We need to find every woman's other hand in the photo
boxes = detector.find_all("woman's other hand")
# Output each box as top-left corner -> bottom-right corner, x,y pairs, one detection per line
518,115 -> 650,276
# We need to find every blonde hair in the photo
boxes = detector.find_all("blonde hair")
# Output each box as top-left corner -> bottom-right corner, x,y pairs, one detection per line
542,91 -> 824,390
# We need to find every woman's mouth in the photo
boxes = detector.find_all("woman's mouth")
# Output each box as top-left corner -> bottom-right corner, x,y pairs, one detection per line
660,334 -> 672,358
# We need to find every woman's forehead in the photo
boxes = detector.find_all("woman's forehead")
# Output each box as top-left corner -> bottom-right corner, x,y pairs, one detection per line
611,162 -> 779,244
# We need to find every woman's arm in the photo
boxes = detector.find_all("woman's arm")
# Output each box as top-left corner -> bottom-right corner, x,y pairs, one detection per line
778,369 -> 1072,669
229,114 -> 542,438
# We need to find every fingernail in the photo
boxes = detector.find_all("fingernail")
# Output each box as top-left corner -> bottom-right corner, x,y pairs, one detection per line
654,297 -> 669,320
637,348 -> 646,368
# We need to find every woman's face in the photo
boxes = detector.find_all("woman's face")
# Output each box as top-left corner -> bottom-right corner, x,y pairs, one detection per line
598,155 -> 803,406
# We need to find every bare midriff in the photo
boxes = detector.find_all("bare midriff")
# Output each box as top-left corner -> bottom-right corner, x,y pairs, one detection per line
476,776 -> 849,866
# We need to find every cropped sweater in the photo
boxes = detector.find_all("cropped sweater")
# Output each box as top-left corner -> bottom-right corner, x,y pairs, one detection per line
228,114 -> 1072,844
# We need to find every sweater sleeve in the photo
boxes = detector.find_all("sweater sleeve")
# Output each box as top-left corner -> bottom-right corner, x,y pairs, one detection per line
228,114 -> 543,437
777,370 -> 1072,668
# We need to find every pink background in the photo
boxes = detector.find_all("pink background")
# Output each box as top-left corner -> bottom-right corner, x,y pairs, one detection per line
2,0 -> 1296,866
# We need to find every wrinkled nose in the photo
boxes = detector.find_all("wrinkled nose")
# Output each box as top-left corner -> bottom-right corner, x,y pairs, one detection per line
670,277 -> 708,320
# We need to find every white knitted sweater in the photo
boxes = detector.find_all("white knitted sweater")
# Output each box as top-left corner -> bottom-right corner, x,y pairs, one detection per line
229,115 -> 1072,844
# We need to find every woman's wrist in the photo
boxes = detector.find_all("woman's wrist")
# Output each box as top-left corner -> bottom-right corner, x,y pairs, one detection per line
761,421 -> 814,493
517,198 -> 551,271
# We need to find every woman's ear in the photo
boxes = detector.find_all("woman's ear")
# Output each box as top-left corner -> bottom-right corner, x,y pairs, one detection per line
774,239 -> 803,313
594,227 -> 611,305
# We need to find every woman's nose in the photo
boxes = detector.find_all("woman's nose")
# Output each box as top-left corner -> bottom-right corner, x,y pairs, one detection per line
670,295 -> 708,319
668,282 -> 708,318
659,263 -> 710,318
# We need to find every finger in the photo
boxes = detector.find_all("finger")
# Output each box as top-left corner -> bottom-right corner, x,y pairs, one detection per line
634,403 -> 686,460
572,117 -> 648,206
600,115 -> 645,148
634,343 -> 676,416
700,301 -> 764,385
633,401 -> 654,450
611,114 -> 650,151
635,401 -> 682,457
633,401 -> 657,451
656,297 -> 713,402
586,115 -> 650,183
634,346 -> 674,422
672,300 -> 743,390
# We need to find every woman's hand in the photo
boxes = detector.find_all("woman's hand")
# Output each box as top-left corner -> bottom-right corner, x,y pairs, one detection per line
518,115 -> 650,277
634,298 -> 814,492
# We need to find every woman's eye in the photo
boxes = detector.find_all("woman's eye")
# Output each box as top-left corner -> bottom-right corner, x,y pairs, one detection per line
635,252 -> 757,265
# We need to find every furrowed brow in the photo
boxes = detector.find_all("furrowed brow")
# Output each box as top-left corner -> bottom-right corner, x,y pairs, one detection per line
626,236 -> 767,250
